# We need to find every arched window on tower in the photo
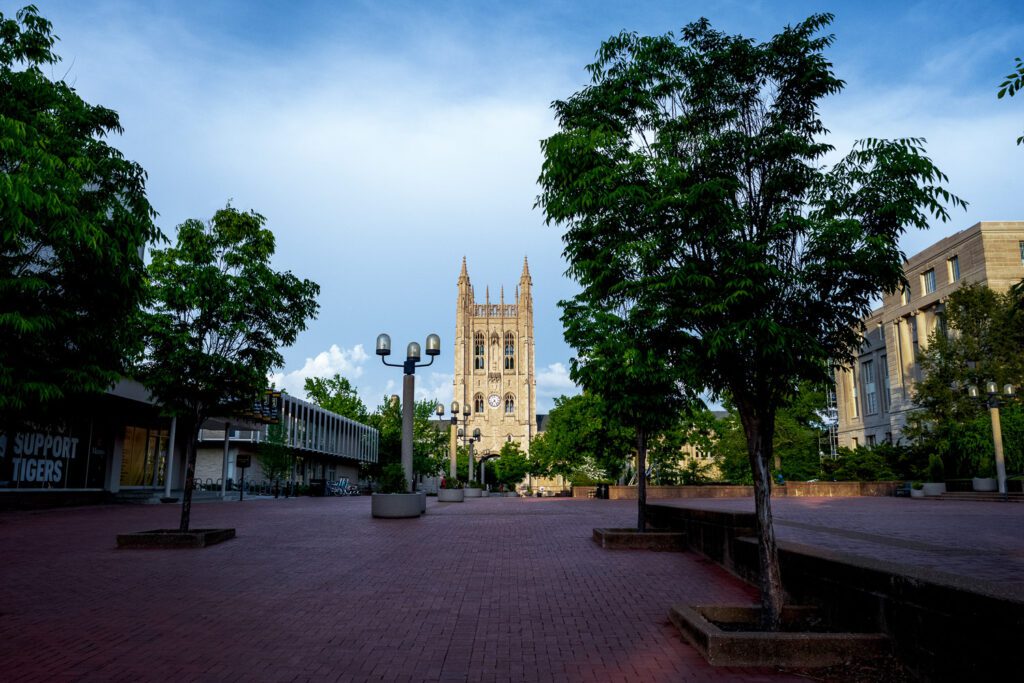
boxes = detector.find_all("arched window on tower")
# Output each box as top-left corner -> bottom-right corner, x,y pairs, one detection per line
504,332 -> 515,370
474,393 -> 485,413
504,393 -> 515,415
474,332 -> 484,370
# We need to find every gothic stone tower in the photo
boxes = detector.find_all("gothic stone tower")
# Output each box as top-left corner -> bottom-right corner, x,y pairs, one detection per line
454,257 -> 537,459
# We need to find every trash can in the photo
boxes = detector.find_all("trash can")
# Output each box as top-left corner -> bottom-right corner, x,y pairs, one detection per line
309,478 -> 327,497
596,483 -> 609,499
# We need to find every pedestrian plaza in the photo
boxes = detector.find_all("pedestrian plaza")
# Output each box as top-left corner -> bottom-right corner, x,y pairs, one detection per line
1,496 -> 1020,681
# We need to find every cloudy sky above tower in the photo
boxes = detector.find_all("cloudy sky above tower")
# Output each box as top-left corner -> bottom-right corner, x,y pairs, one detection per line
17,0 -> 1023,413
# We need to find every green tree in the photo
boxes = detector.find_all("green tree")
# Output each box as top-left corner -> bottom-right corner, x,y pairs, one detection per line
138,205 -> 320,531
363,395 -> 446,482
258,422 -> 293,486
493,440 -> 530,489
559,297 -> 697,531
997,56 -> 1024,145
303,374 -> 369,422
1,5 -> 162,430
529,393 -> 634,484
537,14 -> 963,627
909,283 -> 1024,477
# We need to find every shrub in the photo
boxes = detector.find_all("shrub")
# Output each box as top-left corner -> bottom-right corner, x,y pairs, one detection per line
377,463 -> 408,494
927,454 -> 945,483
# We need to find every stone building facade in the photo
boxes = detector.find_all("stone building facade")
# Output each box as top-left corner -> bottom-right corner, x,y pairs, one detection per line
453,257 -> 538,459
835,221 -> 1024,448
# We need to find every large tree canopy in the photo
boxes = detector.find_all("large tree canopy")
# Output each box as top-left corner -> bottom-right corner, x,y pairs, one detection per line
0,5 -> 161,429
304,374 -> 369,423
138,205 -> 320,530
538,13 -> 963,627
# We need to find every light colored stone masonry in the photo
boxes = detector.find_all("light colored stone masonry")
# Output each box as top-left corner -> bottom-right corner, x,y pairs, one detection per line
836,221 -> 1024,448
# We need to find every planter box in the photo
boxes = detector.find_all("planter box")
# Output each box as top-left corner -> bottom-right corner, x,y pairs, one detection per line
464,488 -> 482,498
669,604 -> 889,668
117,528 -> 235,549
972,477 -> 997,492
593,527 -> 686,551
922,482 -> 947,496
438,488 -> 465,502
480,490 -> 489,497
910,488 -> 925,498
371,493 -> 422,518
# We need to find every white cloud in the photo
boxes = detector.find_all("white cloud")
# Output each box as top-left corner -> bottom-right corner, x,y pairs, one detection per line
269,344 -> 369,398
414,372 -> 454,407
536,362 -> 579,412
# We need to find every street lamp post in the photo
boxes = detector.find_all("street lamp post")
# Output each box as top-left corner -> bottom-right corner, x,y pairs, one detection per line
376,332 -> 441,493
448,401 -> 460,479
967,382 -> 1016,496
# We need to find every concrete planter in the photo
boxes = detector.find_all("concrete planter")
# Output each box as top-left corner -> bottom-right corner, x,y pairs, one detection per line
670,604 -> 889,668
117,528 -> 235,549
480,490 -> 490,498
972,477 -> 997,492
922,482 -> 947,496
910,488 -> 925,498
437,488 -> 465,502
371,493 -> 422,518
593,527 -> 686,551
464,488 -> 482,498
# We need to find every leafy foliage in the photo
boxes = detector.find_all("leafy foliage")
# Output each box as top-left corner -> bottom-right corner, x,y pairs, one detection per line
376,462 -> 407,494
493,440 -> 530,488
363,394 -> 448,480
0,5 -> 162,428
909,283 -> 1024,477
537,13 -> 963,627
820,446 -> 896,481
138,205 -> 320,530
303,374 -> 369,422
528,393 -> 634,483
997,56 -> 1024,145
258,422 -> 293,484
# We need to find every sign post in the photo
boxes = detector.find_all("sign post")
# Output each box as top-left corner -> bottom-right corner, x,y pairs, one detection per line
236,453 -> 251,501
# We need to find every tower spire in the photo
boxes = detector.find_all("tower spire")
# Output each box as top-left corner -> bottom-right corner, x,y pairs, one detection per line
458,256 -> 469,285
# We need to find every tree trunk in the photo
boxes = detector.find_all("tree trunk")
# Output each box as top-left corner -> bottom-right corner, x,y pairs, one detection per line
739,409 -> 784,630
178,421 -> 200,532
636,428 -> 647,532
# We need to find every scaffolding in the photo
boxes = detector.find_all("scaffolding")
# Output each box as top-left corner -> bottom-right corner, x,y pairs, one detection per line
820,384 -> 839,460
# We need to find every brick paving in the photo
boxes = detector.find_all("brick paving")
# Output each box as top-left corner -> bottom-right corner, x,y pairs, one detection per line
658,496 -> 1024,594
0,497 -> 798,682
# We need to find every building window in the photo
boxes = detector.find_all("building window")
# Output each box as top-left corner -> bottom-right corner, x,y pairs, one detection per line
900,286 -> 909,306
474,393 -> 484,413
862,360 -> 878,415
852,437 -> 859,448
504,393 -> 515,415
866,434 -> 876,447
504,332 -> 515,370
947,255 -> 960,282
474,332 -> 484,370
1020,241 -> 1024,266
922,268 -> 937,294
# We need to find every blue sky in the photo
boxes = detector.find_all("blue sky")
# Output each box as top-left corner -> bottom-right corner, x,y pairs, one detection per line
14,0 -> 1024,412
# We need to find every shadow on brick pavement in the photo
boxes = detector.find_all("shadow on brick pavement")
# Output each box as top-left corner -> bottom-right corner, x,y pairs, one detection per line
0,497 -> 802,682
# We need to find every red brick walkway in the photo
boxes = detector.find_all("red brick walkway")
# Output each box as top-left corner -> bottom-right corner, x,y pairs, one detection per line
0,497 -> 797,682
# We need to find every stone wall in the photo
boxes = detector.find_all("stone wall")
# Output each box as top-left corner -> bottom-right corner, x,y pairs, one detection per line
599,482 -> 897,500
647,503 -> 1024,682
